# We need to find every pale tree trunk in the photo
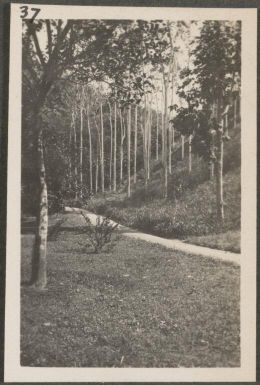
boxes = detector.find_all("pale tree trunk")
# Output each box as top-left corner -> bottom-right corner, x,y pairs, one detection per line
94,115 -> 101,193
113,101 -> 117,192
31,128 -> 48,289
234,96 -> 237,129
155,95 -> 159,161
134,105 -> 138,184
168,125 -> 172,174
147,106 -> 151,181
181,135 -> 185,160
108,102 -> 113,191
86,104 -> 93,193
95,155 -> 99,193
143,98 -> 148,189
68,119 -> 72,190
188,135 -> 192,173
72,110 -> 78,200
161,88 -> 165,163
127,105 -> 131,197
216,99 -> 224,222
163,77 -> 168,198
100,102 -> 104,193
79,106 -> 83,199
119,108 -> 126,184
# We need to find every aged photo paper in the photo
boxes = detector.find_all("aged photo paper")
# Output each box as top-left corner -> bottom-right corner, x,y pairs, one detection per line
5,3 -> 257,382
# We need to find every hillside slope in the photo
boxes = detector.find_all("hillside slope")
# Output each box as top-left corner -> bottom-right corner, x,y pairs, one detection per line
87,126 -> 241,252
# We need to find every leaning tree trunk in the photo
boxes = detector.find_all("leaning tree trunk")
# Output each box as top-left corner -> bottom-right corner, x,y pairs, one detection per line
127,105 -> 131,198
31,128 -> 48,289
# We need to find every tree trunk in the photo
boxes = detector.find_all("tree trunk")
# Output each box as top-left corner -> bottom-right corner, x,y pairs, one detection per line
188,135 -> 192,173
163,79 -> 168,198
68,118 -> 72,190
108,102 -> 113,191
100,102 -> 104,193
79,106 -> 83,199
234,96 -> 237,129
86,105 -> 93,193
72,111 -> 78,200
215,98 -> 224,222
127,105 -> 131,197
31,128 -> 48,289
156,103 -> 159,161
119,109 -> 125,184
168,125 -> 172,174
181,135 -> 185,160
113,101 -> 117,192
134,105 -> 138,183
161,88 -> 165,163
95,155 -> 99,193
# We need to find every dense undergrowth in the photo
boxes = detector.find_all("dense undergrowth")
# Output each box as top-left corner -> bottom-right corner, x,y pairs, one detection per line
87,128 -> 241,240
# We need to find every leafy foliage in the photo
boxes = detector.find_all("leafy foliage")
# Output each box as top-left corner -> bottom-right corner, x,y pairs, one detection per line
80,212 -> 119,253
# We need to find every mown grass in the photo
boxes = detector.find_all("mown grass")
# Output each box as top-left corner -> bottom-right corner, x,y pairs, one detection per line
21,213 -> 240,368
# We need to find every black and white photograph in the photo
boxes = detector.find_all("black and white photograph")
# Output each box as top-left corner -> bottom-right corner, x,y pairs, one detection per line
4,4 -> 257,382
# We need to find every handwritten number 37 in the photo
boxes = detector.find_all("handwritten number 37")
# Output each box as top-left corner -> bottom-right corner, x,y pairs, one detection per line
20,6 -> 41,22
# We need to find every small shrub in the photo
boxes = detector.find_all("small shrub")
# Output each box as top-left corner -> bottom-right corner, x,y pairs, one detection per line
81,212 -> 119,253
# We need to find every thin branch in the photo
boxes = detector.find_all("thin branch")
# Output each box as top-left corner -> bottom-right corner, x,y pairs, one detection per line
45,20 -> 52,58
25,21 -> 45,67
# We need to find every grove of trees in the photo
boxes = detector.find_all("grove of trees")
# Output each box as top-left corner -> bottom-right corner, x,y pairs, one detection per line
22,19 -> 241,288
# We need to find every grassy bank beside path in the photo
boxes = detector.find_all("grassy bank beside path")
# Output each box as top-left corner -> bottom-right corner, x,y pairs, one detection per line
21,213 -> 240,368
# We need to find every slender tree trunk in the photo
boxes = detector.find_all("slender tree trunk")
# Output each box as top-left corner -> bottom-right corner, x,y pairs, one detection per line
181,135 -> 185,160
156,100 -> 159,161
31,128 -> 48,289
147,105 -> 151,181
73,111 -> 78,200
68,119 -> 72,190
143,99 -> 148,189
234,96 -> 237,129
119,109 -> 125,184
163,79 -> 168,198
127,105 -> 131,197
79,106 -> 83,199
100,102 -> 104,193
134,105 -> 138,183
188,135 -> 192,173
168,125 -> 172,174
113,101 -> 117,191
87,105 -> 93,193
95,155 -> 99,193
161,88 -> 165,163
216,99 -> 224,222
108,102 -> 113,191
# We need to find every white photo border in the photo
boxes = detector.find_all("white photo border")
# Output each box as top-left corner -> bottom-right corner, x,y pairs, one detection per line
5,4 -> 257,382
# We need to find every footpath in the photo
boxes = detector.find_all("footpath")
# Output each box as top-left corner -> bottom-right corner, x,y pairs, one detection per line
65,207 -> 241,266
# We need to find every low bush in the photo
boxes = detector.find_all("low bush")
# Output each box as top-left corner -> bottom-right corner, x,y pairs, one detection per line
80,212 -> 119,253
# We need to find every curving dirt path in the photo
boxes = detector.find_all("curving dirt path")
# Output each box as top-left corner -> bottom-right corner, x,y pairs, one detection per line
65,207 -> 240,265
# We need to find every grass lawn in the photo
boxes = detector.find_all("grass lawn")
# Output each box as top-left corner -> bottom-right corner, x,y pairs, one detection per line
184,230 -> 241,254
21,213 -> 240,368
